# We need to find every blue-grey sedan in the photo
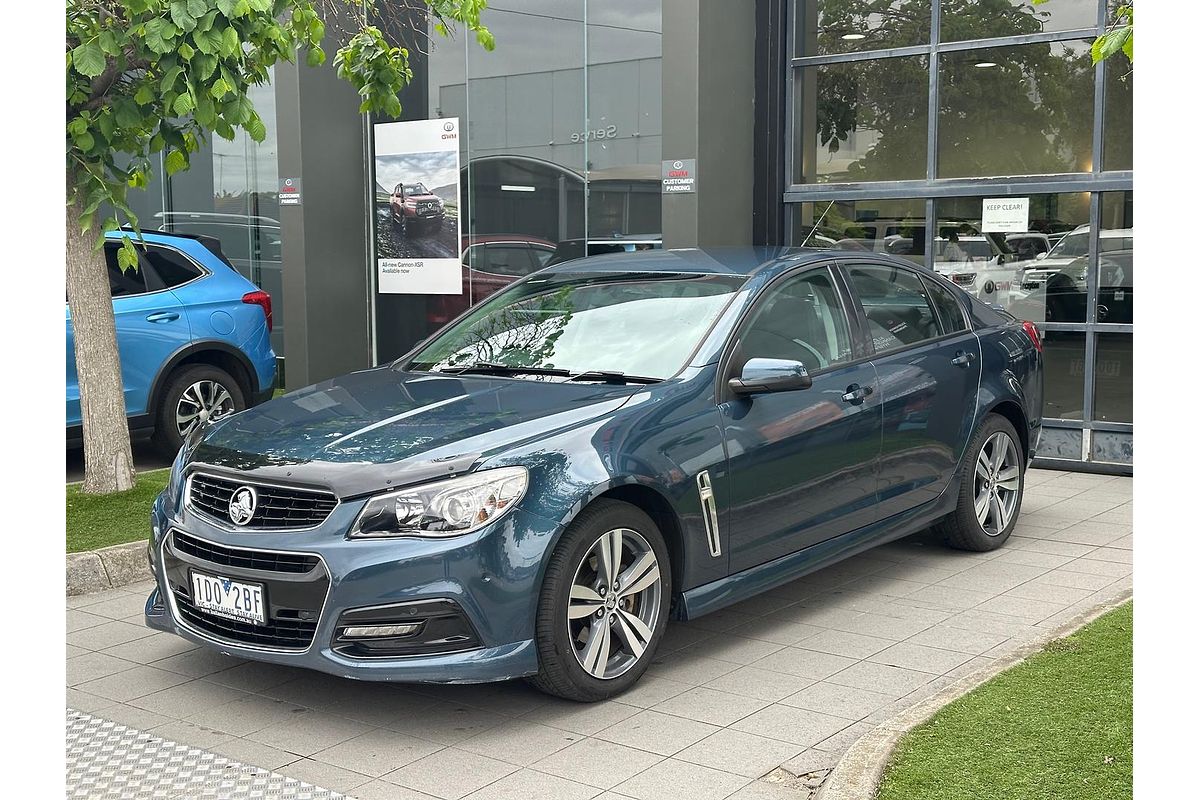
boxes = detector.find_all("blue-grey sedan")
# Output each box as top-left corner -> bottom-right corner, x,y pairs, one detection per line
145,247 -> 1043,701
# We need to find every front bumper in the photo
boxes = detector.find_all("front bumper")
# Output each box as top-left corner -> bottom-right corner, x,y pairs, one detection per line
144,487 -> 557,683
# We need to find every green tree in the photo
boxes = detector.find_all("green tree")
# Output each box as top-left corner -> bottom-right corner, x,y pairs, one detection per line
66,0 -> 493,493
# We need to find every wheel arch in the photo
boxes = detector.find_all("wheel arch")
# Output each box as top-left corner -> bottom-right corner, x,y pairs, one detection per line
148,340 -> 259,421
983,398 -> 1030,460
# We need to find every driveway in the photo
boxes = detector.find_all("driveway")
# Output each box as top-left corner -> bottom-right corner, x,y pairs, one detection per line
66,468 -> 1132,800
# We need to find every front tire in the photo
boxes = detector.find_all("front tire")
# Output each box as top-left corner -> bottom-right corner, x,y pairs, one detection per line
529,500 -> 671,702
934,413 -> 1025,551
152,364 -> 245,458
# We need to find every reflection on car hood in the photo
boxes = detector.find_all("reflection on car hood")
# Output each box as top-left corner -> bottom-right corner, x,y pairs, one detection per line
189,366 -> 640,496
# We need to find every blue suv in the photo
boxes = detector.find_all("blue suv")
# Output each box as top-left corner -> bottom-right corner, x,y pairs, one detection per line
66,230 -> 277,456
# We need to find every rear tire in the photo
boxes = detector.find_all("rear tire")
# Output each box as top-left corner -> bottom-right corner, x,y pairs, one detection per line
529,500 -> 671,702
152,364 -> 245,458
934,413 -> 1025,551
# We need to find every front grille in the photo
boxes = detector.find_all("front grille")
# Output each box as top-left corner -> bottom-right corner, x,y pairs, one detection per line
172,531 -> 318,574
173,588 -> 317,649
188,473 -> 337,529
952,273 -> 976,285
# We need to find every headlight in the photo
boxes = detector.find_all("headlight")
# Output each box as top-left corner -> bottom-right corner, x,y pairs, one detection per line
348,466 -> 528,539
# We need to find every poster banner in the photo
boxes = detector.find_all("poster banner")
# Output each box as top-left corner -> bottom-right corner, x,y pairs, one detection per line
980,197 -> 1030,233
373,118 -> 462,294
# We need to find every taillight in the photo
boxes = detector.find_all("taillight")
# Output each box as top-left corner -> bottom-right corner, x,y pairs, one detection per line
1021,320 -> 1042,353
242,290 -> 273,333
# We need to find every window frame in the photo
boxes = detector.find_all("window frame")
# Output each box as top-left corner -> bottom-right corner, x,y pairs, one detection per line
103,239 -> 212,302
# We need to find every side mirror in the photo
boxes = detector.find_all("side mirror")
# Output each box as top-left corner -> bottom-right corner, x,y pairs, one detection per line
728,358 -> 813,395
1035,252 -> 1048,260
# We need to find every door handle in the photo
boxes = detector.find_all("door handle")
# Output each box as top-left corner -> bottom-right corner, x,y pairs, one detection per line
841,383 -> 873,404
146,311 -> 180,323
951,351 -> 976,367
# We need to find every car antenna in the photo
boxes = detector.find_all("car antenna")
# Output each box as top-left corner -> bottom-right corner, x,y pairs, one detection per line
799,200 -> 835,248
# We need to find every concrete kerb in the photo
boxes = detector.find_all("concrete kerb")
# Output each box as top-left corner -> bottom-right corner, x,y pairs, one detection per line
815,587 -> 1134,800
66,541 -> 150,596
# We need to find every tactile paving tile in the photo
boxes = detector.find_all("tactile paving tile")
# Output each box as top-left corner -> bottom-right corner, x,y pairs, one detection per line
66,709 -> 346,800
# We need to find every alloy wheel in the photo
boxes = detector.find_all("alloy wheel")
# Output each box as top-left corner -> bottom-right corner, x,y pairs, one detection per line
175,380 -> 236,440
973,431 -> 1021,536
567,527 -> 663,680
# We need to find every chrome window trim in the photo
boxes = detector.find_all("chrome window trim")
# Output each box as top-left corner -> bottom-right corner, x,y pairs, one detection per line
160,528 -> 332,655
185,470 -> 340,533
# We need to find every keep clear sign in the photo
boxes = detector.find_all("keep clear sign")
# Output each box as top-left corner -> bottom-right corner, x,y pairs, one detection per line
373,118 -> 462,294
981,197 -> 1030,232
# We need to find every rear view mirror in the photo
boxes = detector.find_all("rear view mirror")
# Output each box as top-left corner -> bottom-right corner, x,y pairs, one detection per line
729,358 -> 813,395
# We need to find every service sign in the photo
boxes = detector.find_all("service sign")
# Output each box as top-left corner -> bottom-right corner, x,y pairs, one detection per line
662,159 -> 696,194
981,197 -> 1030,233
278,177 -> 302,206
373,118 -> 462,294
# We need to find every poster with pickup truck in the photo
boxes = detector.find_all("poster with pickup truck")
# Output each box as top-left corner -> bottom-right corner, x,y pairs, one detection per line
373,118 -> 462,293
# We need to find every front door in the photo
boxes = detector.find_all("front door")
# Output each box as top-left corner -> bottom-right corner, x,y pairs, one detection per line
841,261 -> 983,519
719,266 -> 883,573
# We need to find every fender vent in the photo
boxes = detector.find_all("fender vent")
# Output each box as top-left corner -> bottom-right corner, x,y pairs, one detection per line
697,470 -> 721,558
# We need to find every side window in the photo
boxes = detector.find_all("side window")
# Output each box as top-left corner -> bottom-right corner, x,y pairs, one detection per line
846,263 -> 941,353
143,247 -> 203,289
531,246 -> 555,267
922,276 -> 969,334
473,244 -> 538,277
738,268 -> 853,371
104,244 -> 148,298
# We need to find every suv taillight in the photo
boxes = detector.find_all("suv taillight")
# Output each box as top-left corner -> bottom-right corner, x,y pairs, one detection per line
242,290 -> 273,333
1021,320 -> 1042,353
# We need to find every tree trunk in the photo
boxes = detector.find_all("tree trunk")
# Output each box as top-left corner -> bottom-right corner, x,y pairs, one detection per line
66,179 -> 136,494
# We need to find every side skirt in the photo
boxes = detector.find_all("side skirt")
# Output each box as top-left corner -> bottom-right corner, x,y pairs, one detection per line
677,478 -> 960,621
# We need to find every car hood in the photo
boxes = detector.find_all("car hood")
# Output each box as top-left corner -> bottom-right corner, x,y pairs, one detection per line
407,193 -> 440,202
188,366 -> 641,497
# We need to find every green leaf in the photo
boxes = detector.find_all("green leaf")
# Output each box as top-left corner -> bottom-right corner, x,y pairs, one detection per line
234,0 -> 252,17
98,29 -> 120,56
164,149 -> 189,175
67,116 -> 89,137
226,94 -> 253,124
117,238 -> 140,273
160,66 -> 183,93
114,100 -> 142,128
221,25 -> 241,57
217,0 -> 237,17
169,1 -> 198,32
195,93 -> 216,126
210,76 -> 232,99
187,0 -> 207,18
193,25 -> 223,54
172,92 -> 195,116
1092,26 -> 1132,65
178,42 -> 195,60
134,82 -> 156,106
73,130 -> 95,151
306,45 -> 325,67
244,113 -> 266,142
193,53 -> 217,80
71,41 -> 106,78
144,18 -> 177,54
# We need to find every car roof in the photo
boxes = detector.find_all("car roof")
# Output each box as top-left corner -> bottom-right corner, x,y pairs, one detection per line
542,246 -> 844,277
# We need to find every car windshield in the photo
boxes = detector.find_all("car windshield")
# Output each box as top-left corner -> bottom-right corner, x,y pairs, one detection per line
1047,231 -> 1089,258
406,183 -> 430,195
407,272 -> 746,380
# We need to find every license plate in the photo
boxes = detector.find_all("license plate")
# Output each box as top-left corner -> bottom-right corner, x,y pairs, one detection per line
190,571 -> 266,626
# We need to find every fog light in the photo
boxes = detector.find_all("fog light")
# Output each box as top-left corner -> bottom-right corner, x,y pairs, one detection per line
341,623 -> 423,639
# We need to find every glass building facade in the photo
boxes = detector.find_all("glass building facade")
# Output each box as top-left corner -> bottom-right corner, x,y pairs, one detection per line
121,0 -> 1131,471
785,0 -> 1132,469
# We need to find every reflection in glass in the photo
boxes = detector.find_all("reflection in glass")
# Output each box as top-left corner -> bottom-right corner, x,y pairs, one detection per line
791,199 -> 926,265
1094,333 -> 1132,423
1042,331 -> 1085,420
795,56 -> 929,183
938,41 -> 1094,178
1098,191 -> 1133,324
939,0 -> 1097,43
409,274 -> 745,379
935,193 -> 1089,317
795,0 -> 931,57
1104,63 -> 1132,171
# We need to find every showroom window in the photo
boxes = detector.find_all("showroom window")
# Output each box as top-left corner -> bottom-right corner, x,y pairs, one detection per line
785,0 -> 1131,467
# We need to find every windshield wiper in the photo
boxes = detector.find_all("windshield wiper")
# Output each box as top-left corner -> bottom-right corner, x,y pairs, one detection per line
438,362 -> 573,378
568,370 -> 663,385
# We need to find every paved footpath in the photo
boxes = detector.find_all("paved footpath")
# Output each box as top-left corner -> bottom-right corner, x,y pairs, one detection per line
67,468 -> 1132,800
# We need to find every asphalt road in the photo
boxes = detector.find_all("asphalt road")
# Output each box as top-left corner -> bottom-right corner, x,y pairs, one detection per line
376,206 -> 460,260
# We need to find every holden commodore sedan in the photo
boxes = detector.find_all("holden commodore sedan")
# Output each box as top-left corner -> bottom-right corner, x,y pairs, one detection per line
145,247 -> 1043,702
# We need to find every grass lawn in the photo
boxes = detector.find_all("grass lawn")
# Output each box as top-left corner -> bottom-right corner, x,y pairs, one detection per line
878,602 -> 1132,800
66,469 -> 169,553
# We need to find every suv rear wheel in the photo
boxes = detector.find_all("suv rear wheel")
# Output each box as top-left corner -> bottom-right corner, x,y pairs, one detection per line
152,364 -> 245,457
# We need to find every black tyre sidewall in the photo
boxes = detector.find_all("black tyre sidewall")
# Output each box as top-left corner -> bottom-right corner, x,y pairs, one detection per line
535,501 -> 672,701
955,414 -> 1025,548
153,365 -> 246,457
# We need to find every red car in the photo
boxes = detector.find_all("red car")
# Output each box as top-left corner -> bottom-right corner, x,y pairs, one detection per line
389,182 -> 445,233
425,235 -> 557,328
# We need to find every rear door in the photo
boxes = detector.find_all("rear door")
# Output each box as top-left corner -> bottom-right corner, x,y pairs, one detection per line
719,264 -> 882,572
840,261 -> 981,519
66,244 -> 193,423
